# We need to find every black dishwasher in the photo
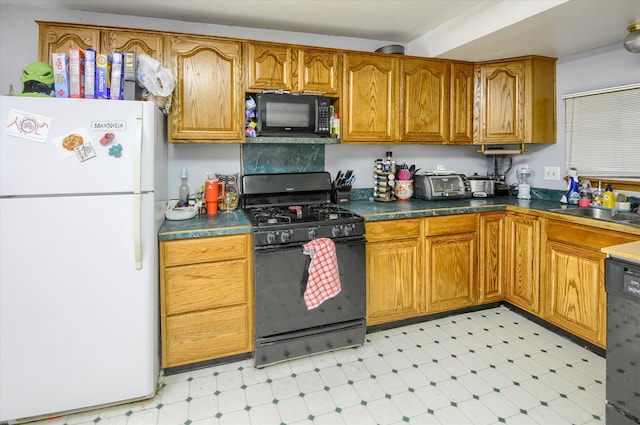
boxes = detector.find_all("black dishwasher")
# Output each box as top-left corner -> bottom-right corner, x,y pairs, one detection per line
605,257 -> 640,425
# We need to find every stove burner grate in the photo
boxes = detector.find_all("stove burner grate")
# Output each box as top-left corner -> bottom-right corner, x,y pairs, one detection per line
247,204 -> 358,227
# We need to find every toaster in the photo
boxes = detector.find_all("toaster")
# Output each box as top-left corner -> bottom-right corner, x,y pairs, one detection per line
414,173 -> 471,200
467,176 -> 496,197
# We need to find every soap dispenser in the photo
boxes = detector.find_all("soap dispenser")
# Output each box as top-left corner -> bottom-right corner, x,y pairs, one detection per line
602,183 -> 615,209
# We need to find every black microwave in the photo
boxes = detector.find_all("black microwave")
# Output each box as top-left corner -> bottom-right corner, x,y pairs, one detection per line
255,93 -> 333,137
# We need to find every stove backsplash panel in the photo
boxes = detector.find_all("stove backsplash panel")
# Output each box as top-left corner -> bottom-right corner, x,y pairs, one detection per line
241,144 -> 324,175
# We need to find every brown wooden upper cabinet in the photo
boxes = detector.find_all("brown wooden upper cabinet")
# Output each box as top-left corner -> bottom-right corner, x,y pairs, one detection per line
168,35 -> 244,142
38,22 -> 163,65
38,22 -> 557,145
400,58 -> 450,143
245,42 -> 293,91
473,56 -> 556,144
39,23 -> 100,62
342,53 -> 470,144
449,62 -> 474,144
295,47 -> 340,95
342,53 -> 398,143
101,30 -> 164,63
245,42 -> 340,95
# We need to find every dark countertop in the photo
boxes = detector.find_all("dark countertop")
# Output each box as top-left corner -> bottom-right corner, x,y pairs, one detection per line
158,196 -> 565,240
159,210 -> 251,240
345,196 -> 561,219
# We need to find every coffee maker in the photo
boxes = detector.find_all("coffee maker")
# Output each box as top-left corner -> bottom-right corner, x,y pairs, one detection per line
516,167 -> 533,199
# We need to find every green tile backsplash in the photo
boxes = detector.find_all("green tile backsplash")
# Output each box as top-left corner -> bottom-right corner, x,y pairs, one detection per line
241,144 -> 325,175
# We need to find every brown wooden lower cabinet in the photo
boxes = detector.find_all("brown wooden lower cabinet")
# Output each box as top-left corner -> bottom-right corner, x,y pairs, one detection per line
160,234 -> 253,368
424,214 -> 478,312
164,305 -> 249,367
365,219 -> 422,325
478,212 -> 506,303
505,212 -> 540,315
541,219 -> 638,348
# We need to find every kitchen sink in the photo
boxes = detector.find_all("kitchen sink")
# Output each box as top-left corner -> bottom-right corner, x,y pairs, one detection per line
549,207 -> 640,227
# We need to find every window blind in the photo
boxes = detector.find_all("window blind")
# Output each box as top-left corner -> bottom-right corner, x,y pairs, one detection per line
564,84 -> 640,177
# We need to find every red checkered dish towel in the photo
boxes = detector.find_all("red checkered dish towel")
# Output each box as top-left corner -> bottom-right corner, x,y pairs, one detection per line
302,238 -> 342,309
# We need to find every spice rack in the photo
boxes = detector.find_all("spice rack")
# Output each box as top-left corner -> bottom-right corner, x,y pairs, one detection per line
373,171 -> 396,201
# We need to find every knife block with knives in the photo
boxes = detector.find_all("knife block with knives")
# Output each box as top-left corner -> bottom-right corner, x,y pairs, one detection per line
332,170 -> 353,205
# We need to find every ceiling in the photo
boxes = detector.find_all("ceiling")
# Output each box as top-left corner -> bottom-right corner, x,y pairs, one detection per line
3,0 -> 640,61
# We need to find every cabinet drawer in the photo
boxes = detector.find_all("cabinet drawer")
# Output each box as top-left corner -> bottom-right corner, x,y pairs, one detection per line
164,305 -> 250,367
424,214 -> 477,236
164,259 -> 247,315
366,219 -> 421,241
546,220 -> 636,251
162,234 -> 248,266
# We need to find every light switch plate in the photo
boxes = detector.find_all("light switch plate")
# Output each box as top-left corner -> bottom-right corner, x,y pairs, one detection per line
544,166 -> 561,181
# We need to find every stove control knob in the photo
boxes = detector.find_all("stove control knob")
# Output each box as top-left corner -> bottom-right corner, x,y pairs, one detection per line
266,232 -> 277,244
344,224 -> 354,236
308,227 -> 318,239
332,225 -> 342,238
280,231 -> 291,243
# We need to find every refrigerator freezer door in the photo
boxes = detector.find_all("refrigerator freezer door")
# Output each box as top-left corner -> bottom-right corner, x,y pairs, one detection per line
0,193 -> 158,422
0,96 -> 157,197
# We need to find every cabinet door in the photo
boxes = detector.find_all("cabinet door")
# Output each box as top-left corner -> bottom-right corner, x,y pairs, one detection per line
475,61 -> 525,144
367,238 -> 421,325
449,62 -> 474,144
544,241 -> 605,347
102,30 -> 164,62
479,212 -> 505,303
342,53 -> 398,143
505,213 -> 540,314
400,58 -> 449,143
164,304 -> 250,368
38,23 -> 100,62
541,219 -> 637,349
295,48 -> 340,95
169,35 -> 243,141
246,42 -> 292,91
425,232 -> 477,312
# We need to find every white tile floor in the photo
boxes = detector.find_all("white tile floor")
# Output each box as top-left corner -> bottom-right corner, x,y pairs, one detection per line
30,306 -> 605,425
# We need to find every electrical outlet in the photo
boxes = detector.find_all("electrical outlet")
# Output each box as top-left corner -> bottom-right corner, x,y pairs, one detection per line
204,171 -> 214,181
544,166 -> 561,181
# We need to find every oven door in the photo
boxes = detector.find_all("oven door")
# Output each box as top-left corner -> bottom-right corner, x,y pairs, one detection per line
254,237 -> 366,338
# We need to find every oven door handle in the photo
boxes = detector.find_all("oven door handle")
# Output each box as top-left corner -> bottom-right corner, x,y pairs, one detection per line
254,236 -> 366,253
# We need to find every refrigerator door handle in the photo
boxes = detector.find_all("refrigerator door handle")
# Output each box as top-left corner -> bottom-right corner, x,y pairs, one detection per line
133,193 -> 142,269
133,104 -> 143,270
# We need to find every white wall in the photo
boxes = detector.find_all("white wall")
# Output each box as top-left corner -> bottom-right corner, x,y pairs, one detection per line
2,4 -> 638,198
523,43 -> 640,191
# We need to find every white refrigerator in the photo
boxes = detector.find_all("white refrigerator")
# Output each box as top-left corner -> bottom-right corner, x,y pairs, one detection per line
0,96 -> 167,422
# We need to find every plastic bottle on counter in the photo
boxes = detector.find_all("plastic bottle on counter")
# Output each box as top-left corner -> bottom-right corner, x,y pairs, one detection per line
591,181 -> 604,206
602,184 -> 615,209
578,180 -> 592,207
332,113 -> 340,138
178,167 -> 190,206
567,173 -> 580,205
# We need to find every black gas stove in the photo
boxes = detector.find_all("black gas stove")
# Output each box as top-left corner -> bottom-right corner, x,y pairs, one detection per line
242,172 -> 367,367
243,172 -> 364,247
